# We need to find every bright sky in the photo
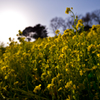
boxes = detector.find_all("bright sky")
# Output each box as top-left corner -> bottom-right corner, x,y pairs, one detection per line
0,0 -> 100,46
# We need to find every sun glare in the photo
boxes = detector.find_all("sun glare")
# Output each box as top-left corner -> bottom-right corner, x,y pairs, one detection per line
0,10 -> 29,44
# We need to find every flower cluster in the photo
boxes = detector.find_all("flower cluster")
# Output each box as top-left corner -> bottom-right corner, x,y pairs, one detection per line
76,19 -> 84,30
65,7 -> 71,14
55,29 -> 60,34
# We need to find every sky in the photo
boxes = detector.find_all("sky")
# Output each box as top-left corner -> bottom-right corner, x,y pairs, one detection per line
0,0 -> 100,46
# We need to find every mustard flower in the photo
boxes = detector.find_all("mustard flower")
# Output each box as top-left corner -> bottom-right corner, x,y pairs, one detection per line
58,33 -> 61,38
64,29 -> 68,34
66,68 -> 68,72
45,64 -> 49,69
5,75 -> 8,80
73,84 -> 76,89
55,29 -> 60,34
9,37 -> 11,41
62,46 -> 68,53
44,43 -> 50,49
33,84 -> 41,93
76,19 -> 83,30
65,81 -> 72,88
92,25 -> 96,30
2,86 -> 8,91
47,83 -> 54,89
14,81 -> 19,85
72,35 -> 76,40
97,54 -> 100,57
78,19 -> 83,24
79,70 -> 83,76
87,44 -> 95,51
71,7 -> 73,9
65,7 -> 71,14
41,72 -> 46,76
58,87 -> 62,91
92,66 -> 97,70
93,31 -> 97,35
19,37 -> 26,42
1,66 -> 7,71
18,30 -> 23,35
16,34 -> 19,36
59,54 -> 64,59
47,71 -> 52,75
56,73 -> 61,78
51,77 -> 56,84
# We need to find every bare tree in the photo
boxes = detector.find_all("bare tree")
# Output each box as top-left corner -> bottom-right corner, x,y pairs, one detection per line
82,12 -> 92,26
65,16 -> 74,29
91,9 -> 100,24
49,17 -> 67,35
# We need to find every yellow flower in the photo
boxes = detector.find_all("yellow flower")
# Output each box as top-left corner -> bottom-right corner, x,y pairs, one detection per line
69,81 -> 72,84
87,44 -> 95,51
65,7 -> 71,14
78,19 -> 83,23
76,19 -> 83,29
62,46 -> 68,53
71,7 -> 73,9
33,84 -> 41,93
51,77 -> 56,84
59,54 -> 64,59
14,81 -> 19,85
5,75 -> 8,80
73,84 -> 76,89
92,25 -> 96,30
9,37 -> 11,41
47,83 -> 54,89
79,70 -> 83,76
41,72 -> 46,76
72,35 -> 76,39
66,68 -> 68,72
2,86 -> 8,91
55,29 -> 60,34
58,87 -> 62,91
64,29 -> 67,34
92,66 -> 97,70
65,81 -> 72,88
18,30 -> 23,35
97,54 -> 100,57
1,66 -> 7,71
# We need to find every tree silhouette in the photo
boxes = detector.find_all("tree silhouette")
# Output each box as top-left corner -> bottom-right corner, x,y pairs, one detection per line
49,17 -> 66,35
18,24 -> 48,41
91,9 -> 100,24
31,24 -> 48,39
82,12 -> 92,26
22,26 -> 34,37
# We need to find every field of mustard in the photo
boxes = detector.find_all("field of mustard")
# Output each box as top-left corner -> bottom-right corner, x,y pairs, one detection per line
0,7 -> 100,100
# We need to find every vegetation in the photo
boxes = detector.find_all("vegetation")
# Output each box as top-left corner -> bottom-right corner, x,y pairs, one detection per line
0,7 -> 100,100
